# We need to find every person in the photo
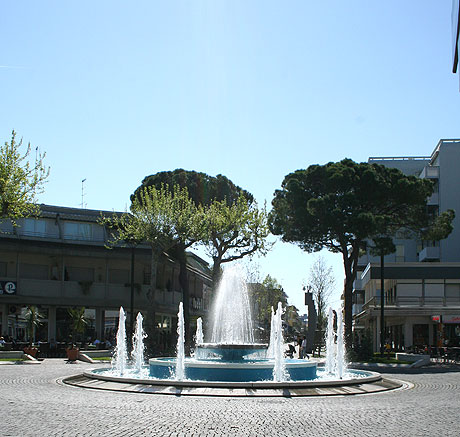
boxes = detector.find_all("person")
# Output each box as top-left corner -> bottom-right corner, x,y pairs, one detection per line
301,336 -> 309,360
0,336 -> 5,346
297,335 -> 303,359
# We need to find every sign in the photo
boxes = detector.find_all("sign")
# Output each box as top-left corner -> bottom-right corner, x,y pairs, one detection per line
0,281 -> 17,295
431,315 -> 441,323
442,315 -> 460,324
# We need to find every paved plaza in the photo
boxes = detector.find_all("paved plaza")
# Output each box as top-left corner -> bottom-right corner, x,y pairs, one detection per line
1,360 -> 460,436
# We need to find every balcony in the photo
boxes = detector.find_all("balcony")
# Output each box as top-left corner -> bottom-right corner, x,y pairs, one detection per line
419,246 -> 440,262
419,166 -> 439,179
363,295 -> 460,309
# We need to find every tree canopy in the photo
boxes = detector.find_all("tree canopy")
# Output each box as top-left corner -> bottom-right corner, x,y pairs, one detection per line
0,130 -> 49,221
270,158 -> 454,347
201,194 -> 272,283
133,169 -> 253,207
134,169 -> 270,286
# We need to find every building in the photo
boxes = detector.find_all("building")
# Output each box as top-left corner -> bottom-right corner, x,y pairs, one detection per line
0,204 -> 212,349
353,139 -> 460,351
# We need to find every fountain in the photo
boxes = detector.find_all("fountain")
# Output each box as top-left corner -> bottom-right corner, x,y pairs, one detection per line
111,307 -> 128,376
149,266 -> 316,382
74,267 -> 391,396
131,312 -> 146,374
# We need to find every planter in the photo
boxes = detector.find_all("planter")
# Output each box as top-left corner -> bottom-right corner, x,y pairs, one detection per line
23,346 -> 38,357
66,347 -> 80,361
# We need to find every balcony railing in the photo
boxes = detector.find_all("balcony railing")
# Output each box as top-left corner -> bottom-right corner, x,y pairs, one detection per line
2,278 -> 206,311
363,295 -> 460,309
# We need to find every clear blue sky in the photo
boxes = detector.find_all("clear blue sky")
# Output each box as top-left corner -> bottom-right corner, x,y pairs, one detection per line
1,1 -> 459,313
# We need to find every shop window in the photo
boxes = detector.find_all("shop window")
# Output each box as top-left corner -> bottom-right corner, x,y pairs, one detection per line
413,324 -> 429,346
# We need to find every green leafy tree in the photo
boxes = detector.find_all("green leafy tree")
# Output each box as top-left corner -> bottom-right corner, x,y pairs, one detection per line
134,169 -> 252,206
270,159 -> 454,349
134,169 -> 270,287
102,184 -> 201,350
24,306 -> 43,345
249,274 -> 288,332
202,194 -> 272,284
68,307 -> 88,345
0,130 -> 49,221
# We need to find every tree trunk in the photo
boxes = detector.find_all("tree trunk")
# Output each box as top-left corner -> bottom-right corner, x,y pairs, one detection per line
212,257 -> 222,290
342,247 -> 359,352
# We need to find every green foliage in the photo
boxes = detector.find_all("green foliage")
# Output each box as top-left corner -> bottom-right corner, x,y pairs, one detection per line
270,158 -> 455,348
202,194 -> 272,282
133,169 -> 253,207
134,169 -> 271,287
250,274 -> 288,328
68,307 -> 88,343
351,329 -> 374,362
270,159 -> 438,253
24,306 -> 43,344
0,131 -> 49,221
102,183 -> 203,252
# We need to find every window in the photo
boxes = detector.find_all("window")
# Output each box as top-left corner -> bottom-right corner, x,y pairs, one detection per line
0,261 -> 7,277
24,219 -> 46,236
63,222 -> 92,240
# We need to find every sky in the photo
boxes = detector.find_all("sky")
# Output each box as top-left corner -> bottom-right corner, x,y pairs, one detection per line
1,1 -> 459,314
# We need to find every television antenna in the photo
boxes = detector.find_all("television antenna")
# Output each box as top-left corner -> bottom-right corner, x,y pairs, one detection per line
81,178 -> 87,209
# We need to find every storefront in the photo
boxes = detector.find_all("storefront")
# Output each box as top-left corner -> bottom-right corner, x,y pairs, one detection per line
441,315 -> 460,346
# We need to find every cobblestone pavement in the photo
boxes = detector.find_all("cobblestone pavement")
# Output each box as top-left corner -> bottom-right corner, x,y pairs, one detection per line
1,360 -> 460,437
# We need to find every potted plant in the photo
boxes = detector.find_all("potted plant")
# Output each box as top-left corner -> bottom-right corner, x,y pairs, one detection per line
66,307 -> 88,361
24,306 -> 43,357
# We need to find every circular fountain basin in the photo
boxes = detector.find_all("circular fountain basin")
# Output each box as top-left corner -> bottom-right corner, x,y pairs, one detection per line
195,343 -> 268,361
149,357 -> 317,382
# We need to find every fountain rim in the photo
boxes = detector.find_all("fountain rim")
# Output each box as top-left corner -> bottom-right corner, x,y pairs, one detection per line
150,357 -> 318,369
196,343 -> 268,350
83,367 -> 382,389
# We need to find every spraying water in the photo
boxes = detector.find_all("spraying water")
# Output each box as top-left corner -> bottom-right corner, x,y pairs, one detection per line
266,306 -> 275,358
195,317 -> 204,345
272,302 -> 286,382
209,266 -> 254,344
175,302 -> 185,380
112,307 -> 128,376
131,312 -> 145,374
325,307 -> 336,375
336,309 -> 345,379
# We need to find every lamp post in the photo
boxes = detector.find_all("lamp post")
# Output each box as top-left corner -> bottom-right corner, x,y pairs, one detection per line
380,249 -> 385,356
129,245 -> 135,346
